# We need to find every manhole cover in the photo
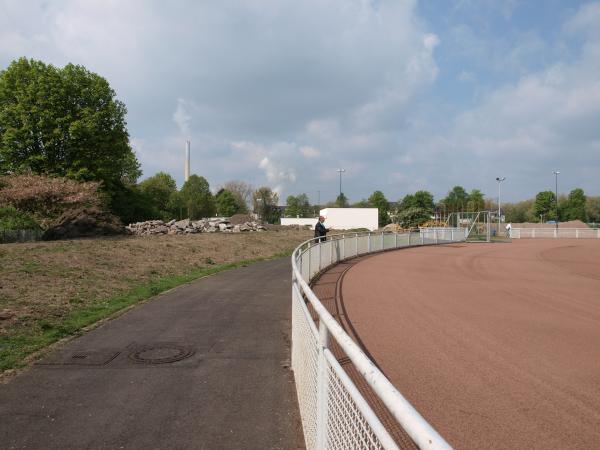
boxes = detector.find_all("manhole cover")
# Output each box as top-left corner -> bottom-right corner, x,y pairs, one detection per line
129,345 -> 195,364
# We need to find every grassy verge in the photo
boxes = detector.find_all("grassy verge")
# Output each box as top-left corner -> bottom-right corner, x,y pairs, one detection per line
0,231 -> 310,376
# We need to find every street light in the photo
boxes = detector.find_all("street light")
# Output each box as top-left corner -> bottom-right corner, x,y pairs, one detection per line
553,171 -> 560,230
496,177 -> 506,233
337,168 -> 346,198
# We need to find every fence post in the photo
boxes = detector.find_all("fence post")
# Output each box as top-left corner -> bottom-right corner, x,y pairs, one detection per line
342,234 -> 345,260
355,233 -> 359,256
318,241 -> 322,271
381,232 -> 384,250
576,229 -> 579,239
308,246 -> 312,279
554,228 -> 557,238
435,229 -> 438,244
316,321 -> 330,449
330,238 -> 333,266
368,232 -> 371,253
421,230 -> 424,245
451,229 -> 454,241
407,232 -> 411,246
395,232 -> 398,248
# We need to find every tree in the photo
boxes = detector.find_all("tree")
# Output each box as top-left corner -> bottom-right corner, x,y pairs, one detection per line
533,191 -> 557,221
400,190 -> 435,212
253,186 -> 280,223
368,190 -> 390,226
352,199 -> 370,208
442,186 -> 469,212
179,175 -> 215,219
0,58 -> 141,199
222,180 -> 252,213
586,196 -> 600,223
335,193 -> 349,208
285,193 -> 311,217
503,199 -> 535,223
138,172 -> 177,219
397,207 -> 430,228
467,189 -> 485,212
215,189 -> 239,217
562,188 -> 587,221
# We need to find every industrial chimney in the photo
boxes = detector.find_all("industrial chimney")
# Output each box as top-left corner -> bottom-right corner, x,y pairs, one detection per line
185,140 -> 190,182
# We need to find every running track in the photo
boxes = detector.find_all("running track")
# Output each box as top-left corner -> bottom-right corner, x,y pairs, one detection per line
313,239 -> 600,449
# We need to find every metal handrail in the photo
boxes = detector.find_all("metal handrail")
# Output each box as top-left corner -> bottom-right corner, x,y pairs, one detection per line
291,230 -> 454,449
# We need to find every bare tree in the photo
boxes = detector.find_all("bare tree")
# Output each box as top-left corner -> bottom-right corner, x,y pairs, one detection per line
222,180 -> 253,213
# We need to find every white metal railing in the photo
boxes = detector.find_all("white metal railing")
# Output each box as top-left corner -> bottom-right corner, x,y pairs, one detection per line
291,229 -> 464,449
510,228 -> 600,239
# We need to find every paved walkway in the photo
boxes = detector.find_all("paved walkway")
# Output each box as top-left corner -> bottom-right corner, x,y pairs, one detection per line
0,258 -> 304,450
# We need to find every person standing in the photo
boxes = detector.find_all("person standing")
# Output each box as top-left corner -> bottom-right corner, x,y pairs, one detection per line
314,216 -> 328,242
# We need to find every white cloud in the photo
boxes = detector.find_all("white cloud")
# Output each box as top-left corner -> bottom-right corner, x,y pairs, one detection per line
300,146 -> 320,158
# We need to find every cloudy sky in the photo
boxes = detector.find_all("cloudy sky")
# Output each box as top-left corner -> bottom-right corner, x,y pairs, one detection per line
1,0 -> 599,203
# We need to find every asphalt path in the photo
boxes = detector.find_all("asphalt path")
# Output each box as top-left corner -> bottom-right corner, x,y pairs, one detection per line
0,258 -> 304,450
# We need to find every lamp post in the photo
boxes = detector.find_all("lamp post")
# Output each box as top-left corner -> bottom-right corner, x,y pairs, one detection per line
495,177 -> 506,234
553,171 -> 560,230
336,168 -> 345,198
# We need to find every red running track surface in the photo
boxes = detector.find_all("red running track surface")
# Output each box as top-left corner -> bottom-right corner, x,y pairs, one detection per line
319,239 -> 600,449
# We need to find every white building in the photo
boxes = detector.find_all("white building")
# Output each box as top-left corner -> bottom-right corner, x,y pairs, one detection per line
319,208 -> 378,231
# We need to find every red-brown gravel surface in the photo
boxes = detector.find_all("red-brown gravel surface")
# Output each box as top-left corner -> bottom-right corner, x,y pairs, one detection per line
328,239 -> 600,449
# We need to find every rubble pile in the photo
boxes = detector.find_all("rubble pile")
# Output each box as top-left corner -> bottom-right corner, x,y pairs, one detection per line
126,218 -> 266,236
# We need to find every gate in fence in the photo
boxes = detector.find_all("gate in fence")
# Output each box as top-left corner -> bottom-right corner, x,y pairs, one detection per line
291,230 -> 463,450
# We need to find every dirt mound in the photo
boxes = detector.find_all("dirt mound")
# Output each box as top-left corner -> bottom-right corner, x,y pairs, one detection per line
42,207 -> 124,240
229,214 -> 257,225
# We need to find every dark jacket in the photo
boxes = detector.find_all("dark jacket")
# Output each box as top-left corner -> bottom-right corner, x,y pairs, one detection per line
314,221 -> 327,240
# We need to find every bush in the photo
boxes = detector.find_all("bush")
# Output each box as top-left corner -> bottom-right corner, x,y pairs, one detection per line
0,205 -> 40,231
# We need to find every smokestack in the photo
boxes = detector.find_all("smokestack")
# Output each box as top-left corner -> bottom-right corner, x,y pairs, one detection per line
185,140 -> 190,182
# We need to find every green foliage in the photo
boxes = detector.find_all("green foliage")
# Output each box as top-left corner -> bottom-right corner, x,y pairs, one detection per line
466,189 -> 485,211
368,190 -> 390,226
215,189 -> 239,217
222,180 -> 251,214
397,206 -> 430,228
138,172 -> 177,219
179,175 -> 215,219
399,190 -> 435,213
586,196 -> 600,223
562,188 -> 587,221
335,193 -> 349,208
442,186 -> 469,212
533,191 -> 557,221
0,205 -> 39,231
253,186 -> 280,223
108,184 -> 156,224
285,193 -> 311,217
351,199 -> 370,208
503,200 -> 535,223
0,58 -> 141,199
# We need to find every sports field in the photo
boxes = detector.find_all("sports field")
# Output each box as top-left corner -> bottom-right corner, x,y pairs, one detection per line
312,239 -> 600,449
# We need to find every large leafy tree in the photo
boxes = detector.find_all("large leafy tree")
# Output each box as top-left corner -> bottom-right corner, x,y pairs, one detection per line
215,189 -> 239,217
335,193 -> 349,208
586,196 -> 600,223
442,186 -> 469,212
285,193 -> 311,217
138,172 -> 177,219
533,191 -> 557,221
253,186 -> 280,223
467,189 -> 485,211
400,190 -> 435,213
562,188 -> 587,221
368,190 -> 390,226
397,206 -> 430,228
222,180 -> 251,213
179,175 -> 215,219
0,58 -> 140,196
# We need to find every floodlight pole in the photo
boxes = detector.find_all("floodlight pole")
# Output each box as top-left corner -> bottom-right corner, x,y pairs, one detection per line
553,171 -> 560,230
496,177 -> 506,234
337,168 -> 346,198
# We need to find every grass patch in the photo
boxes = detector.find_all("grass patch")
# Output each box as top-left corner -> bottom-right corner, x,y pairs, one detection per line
0,255 -> 284,373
